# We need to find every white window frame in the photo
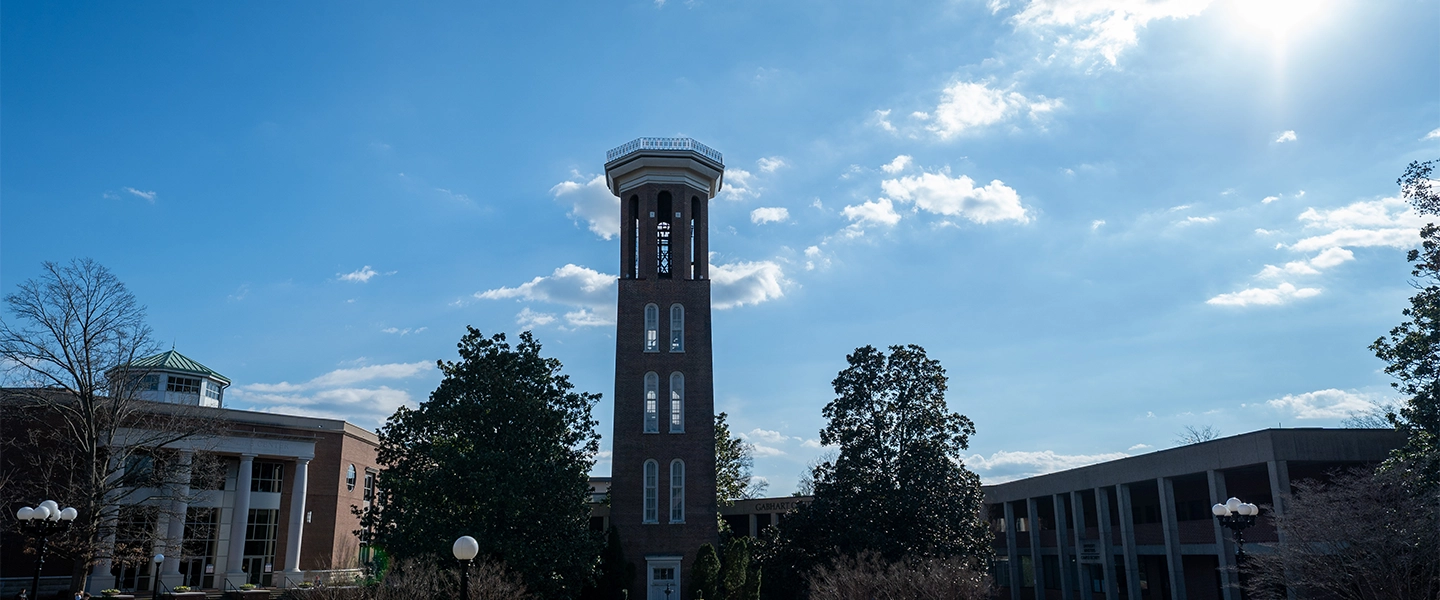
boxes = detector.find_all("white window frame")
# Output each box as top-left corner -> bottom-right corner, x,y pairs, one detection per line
669,372 -> 684,433
643,460 -> 659,524
669,459 -> 685,523
644,372 -> 659,433
669,304 -> 684,352
644,304 -> 660,353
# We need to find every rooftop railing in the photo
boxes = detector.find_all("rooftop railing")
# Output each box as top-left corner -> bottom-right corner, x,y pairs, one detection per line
606,137 -> 723,165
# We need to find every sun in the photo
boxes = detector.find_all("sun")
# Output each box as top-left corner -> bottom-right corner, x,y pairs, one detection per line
1231,0 -> 1331,40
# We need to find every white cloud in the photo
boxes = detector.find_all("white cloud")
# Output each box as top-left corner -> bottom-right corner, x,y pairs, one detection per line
881,155 -> 913,174
1308,246 -> 1355,268
478,264 -> 616,308
241,361 -> 434,394
873,109 -> 898,133
564,308 -> 613,327
1206,282 -> 1321,307
841,198 -> 902,228
745,428 -> 793,444
1425,127 -> 1440,141
803,245 -> 831,271
1010,0 -> 1212,66
1091,219 -> 1106,230
1127,443 -> 1151,452
722,168 -> 757,200
712,259 -> 790,309
381,326 -> 427,336
338,266 -> 394,283
1262,195 -> 1280,204
750,444 -> 786,457
1179,215 -> 1217,225
965,449 -> 1130,484
551,175 -> 620,240
1268,389 -> 1377,419
757,157 -> 788,173
881,171 -> 1030,224
1291,197 -> 1427,251
750,207 -> 790,224
123,187 -> 157,202
801,438 -> 824,449
1275,130 -> 1297,143
516,307 -> 556,329
921,80 -> 1062,139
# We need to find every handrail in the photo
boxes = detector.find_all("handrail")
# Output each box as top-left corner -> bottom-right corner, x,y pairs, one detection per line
224,579 -> 242,594
606,137 -> 723,165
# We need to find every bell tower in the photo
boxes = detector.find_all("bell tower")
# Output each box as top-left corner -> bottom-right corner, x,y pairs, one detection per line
605,137 -> 724,600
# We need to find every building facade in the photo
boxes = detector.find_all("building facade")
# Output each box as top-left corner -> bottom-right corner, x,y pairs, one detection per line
983,428 -> 1404,600
604,138 -> 725,600
2,351 -> 380,598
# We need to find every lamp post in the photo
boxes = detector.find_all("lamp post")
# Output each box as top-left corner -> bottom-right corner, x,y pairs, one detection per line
452,536 -> 479,600
152,553 -> 165,598
1212,497 -> 1259,600
16,499 -> 78,600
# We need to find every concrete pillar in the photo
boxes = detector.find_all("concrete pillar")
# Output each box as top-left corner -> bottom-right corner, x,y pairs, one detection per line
282,458 -> 311,582
1116,484 -> 1141,600
1267,460 -> 1295,600
1027,497 -> 1045,600
225,454 -> 256,589
1158,477 -> 1187,600
87,457 -> 126,593
1005,501 -> 1022,600
1070,491 -> 1087,596
162,451 -> 194,579
1094,487 -> 1119,600
1052,494 -> 1074,600
1207,470 -> 1237,600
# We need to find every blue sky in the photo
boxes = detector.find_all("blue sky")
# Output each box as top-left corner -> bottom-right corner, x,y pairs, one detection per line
3,0 -> 1437,491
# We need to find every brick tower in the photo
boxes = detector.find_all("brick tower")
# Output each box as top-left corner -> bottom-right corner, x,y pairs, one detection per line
604,138 -> 724,600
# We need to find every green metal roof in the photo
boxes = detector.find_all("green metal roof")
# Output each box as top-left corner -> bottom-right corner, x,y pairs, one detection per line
125,350 -> 230,385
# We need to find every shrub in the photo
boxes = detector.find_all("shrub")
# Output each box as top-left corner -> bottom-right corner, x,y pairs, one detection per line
807,551 -> 992,600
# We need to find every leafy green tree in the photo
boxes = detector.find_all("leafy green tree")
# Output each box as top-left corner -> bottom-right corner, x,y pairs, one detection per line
763,344 -> 990,598
720,537 -> 751,600
582,525 -> 634,600
1372,159 -> 1440,490
360,328 -> 602,598
691,544 -> 721,600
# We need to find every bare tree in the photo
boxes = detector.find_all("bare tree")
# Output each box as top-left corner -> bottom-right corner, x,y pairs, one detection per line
1,259 -> 220,593
1175,425 -> 1220,445
1342,401 -> 1401,429
806,551 -> 992,600
1244,465 -> 1440,600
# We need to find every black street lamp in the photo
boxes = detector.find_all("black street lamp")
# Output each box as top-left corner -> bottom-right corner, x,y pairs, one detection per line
452,536 -> 479,600
16,499 -> 78,600
152,553 -> 165,598
1212,497 -> 1259,600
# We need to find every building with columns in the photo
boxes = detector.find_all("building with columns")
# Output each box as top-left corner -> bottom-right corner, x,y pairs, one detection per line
2,350 -> 380,598
983,427 -> 1404,600
604,137 -> 723,600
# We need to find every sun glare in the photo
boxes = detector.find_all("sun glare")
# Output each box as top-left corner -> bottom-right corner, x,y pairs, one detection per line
1232,0 -> 1330,39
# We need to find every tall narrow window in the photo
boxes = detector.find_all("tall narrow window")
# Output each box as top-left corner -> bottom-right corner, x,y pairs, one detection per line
643,460 -> 659,523
669,460 -> 685,523
628,195 -> 640,279
644,372 -> 659,433
656,192 -> 673,278
691,196 -> 700,279
669,372 -> 684,433
669,304 -> 684,352
643,304 -> 659,352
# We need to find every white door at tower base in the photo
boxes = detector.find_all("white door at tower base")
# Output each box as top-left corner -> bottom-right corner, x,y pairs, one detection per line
646,558 -> 681,600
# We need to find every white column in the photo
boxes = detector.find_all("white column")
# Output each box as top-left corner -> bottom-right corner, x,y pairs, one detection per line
225,454 -> 256,589
282,457 -> 311,581
163,451 -> 194,579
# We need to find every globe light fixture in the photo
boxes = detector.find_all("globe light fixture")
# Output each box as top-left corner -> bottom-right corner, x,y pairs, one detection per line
453,536 -> 479,600
1212,496 -> 1260,599
15,499 -> 77,600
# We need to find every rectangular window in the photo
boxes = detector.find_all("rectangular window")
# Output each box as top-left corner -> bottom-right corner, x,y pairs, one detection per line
653,567 -> 675,581
363,472 -> 375,501
669,372 -> 684,433
139,375 -> 159,391
251,461 -> 284,493
167,376 -> 202,394
242,509 -> 279,586
205,381 -> 223,400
